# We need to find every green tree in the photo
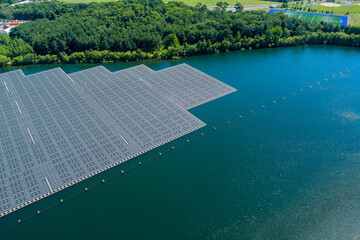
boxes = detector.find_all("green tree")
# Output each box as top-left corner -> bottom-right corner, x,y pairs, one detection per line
235,2 -> 244,12
216,1 -> 228,10
0,55 -> 9,67
295,25 -> 306,36
163,33 -> 180,48
0,0 -> 358,67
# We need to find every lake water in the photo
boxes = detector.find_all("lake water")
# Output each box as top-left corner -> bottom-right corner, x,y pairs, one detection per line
1,45 -> 360,239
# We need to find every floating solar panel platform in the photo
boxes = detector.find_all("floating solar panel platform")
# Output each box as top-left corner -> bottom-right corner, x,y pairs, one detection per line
116,64 -> 155,78
69,66 -> 205,152
0,63 -> 236,217
114,63 -> 237,110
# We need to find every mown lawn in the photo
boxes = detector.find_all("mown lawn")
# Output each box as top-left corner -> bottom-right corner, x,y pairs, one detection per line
349,13 -> 360,25
61,0 -> 123,3
62,0 -> 276,6
308,5 -> 360,25
162,0 -> 276,6
310,5 -> 360,13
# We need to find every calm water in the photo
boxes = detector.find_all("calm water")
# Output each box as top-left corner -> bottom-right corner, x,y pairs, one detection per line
2,46 -> 360,239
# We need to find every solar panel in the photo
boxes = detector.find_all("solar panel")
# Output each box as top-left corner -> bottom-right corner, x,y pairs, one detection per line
0,63 -> 235,217
69,66 -> 205,150
0,69 -> 48,215
115,64 -> 155,78
118,63 -> 237,110
0,68 -> 138,216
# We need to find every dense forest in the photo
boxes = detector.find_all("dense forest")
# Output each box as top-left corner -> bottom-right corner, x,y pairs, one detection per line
0,0 -> 23,5
0,0 -> 359,66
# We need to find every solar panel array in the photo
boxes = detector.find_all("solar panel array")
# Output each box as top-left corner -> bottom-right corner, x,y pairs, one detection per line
0,64 -> 236,217
116,64 -> 155,78
69,66 -> 205,152
114,63 -> 237,110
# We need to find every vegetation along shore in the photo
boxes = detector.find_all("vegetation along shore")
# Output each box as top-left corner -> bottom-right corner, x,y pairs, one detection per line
1,0 -> 360,67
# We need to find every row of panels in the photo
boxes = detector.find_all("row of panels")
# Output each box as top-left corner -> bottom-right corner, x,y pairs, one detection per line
0,64 -> 236,217
115,64 -> 237,110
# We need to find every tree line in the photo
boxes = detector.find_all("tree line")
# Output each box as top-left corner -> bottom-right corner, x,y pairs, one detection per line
0,0 -> 359,66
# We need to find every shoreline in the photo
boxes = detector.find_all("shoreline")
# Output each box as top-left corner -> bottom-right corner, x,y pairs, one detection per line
2,42 -> 360,69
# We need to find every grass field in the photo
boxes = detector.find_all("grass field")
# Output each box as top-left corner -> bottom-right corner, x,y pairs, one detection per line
162,0 -> 276,6
61,0 -> 124,3
61,0 -> 276,6
287,12 -> 342,25
310,5 -> 360,13
303,14 -> 341,25
269,10 -> 346,26
349,13 -> 360,25
308,5 -> 360,25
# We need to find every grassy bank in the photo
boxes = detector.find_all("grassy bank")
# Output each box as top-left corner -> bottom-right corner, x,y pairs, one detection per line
310,5 -> 360,13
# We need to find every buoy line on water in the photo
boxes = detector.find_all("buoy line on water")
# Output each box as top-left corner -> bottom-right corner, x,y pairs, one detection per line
0,66 -> 356,234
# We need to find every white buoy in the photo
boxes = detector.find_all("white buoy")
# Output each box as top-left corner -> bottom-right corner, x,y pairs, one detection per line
213,127 -> 216,130
300,89 -> 303,91
251,110 -> 254,113
172,146 -> 175,149
85,188 -> 88,191
37,210 -> 40,214
138,162 -> 142,165
121,170 -> 124,174
291,93 -> 295,95
60,199 -> 63,203
261,106 -> 265,108
273,101 -> 276,104
102,179 -> 105,183
186,140 -> 190,143
317,82 -> 320,85
159,153 -> 162,156
18,219 -> 21,224
239,115 -> 243,118
282,97 -> 286,100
